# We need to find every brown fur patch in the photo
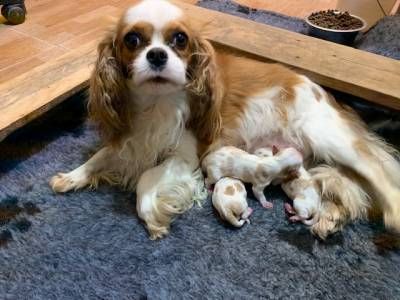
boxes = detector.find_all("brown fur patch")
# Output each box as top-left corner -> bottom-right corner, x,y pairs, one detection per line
217,55 -> 302,129
224,185 -> 235,196
88,27 -> 131,145
192,51 -> 304,155
234,182 -> 244,192
256,163 -> 268,177
162,20 -> 192,60
243,167 -> 254,181
253,163 -> 268,183
353,139 -> 372,156
281,170 -> 300,183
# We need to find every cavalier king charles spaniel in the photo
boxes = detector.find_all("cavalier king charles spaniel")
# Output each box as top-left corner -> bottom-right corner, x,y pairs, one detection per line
51,0 -> 400,240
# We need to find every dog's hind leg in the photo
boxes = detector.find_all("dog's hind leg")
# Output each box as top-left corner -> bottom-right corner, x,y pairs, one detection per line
303,100 -> 400,233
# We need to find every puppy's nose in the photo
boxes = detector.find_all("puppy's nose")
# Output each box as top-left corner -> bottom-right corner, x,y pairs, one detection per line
146,48 -> 168,70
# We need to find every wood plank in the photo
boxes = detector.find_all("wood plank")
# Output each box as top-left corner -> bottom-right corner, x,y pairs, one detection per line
0,46 -> 66,83
0,40 -> 98,142
174,1 -> 400,110
1,1 -> 399,142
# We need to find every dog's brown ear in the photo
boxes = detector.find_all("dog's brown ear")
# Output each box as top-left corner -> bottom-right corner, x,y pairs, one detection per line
186,34 -> 222,145
88,29 -> 130,145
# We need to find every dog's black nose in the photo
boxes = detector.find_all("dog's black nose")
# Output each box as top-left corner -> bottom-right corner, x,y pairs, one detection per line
146,48 -> 168,70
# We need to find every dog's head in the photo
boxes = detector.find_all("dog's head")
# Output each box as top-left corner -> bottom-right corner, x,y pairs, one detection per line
89,0 -> 219,144
119,0 -> 192,95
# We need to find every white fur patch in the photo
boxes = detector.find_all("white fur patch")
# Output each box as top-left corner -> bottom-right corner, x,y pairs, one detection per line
131,42 -> 187,91
234,87 -> 300,152
124,0 -> 182,29
117,91 -> 190,189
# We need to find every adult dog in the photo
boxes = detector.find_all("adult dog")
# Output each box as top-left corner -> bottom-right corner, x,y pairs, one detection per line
51,0 -> 400,239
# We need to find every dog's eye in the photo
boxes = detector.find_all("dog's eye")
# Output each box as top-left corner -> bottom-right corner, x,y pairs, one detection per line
124,32 -> 141,49
172,32 -> 188,49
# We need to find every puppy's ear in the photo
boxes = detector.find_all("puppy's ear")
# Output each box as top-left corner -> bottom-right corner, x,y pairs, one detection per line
186,34 -> 222,145
88,29 -> 130,145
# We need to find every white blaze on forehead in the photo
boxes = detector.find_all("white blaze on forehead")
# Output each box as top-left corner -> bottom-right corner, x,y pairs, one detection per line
124,0 -> 182,29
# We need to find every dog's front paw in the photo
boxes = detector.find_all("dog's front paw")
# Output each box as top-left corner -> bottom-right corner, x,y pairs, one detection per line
50,170 -> 90,193
50,173 -> 75,193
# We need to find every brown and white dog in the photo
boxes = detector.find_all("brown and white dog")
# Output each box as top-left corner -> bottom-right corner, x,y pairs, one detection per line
202,146 -> 303,209
50,0 -> 400,240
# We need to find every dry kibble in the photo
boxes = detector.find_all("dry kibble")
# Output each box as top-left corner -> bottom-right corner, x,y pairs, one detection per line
308,10 -> 363,30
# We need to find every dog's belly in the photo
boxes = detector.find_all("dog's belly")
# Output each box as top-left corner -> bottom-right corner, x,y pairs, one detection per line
248,135 -> 295,153
229,89 -> 306,155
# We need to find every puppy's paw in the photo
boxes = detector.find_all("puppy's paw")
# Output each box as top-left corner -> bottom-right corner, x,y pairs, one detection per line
262,201 -> 273,209
284,203 -> 296,214
285,202 -> 319,225
240,207 -> 253,225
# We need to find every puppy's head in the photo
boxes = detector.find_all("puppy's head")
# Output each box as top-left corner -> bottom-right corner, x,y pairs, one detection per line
89,0 -> 216,143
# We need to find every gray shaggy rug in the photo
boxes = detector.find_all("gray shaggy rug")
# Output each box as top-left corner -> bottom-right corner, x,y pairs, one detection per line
1,1 -> 400,299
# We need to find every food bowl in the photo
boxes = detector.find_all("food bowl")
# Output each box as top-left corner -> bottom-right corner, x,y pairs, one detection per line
305,10 -> 367,45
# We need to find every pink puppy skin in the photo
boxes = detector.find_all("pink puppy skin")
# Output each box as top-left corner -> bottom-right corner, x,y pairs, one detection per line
284,202 -> 296,214
248,207 -> 253,215
285,203 -> 306,222
244,207 -> 253,224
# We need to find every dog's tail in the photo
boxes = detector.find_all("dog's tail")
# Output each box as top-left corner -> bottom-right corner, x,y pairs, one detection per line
308,165 -> 370,239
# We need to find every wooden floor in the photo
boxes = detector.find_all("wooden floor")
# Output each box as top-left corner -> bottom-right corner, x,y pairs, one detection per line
0,0 -> 337,84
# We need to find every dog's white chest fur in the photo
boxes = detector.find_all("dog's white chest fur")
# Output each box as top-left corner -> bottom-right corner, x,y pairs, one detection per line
118,91 -> 190,187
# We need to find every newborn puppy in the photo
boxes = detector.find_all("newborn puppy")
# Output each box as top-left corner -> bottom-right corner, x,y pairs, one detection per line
212,177 -> 253,227
202,146 -> 303,209
254,147 -> 320,225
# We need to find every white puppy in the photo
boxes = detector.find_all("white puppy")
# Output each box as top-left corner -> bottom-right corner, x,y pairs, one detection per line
212,178 -> 252,227
202,146 -> 303,209
254,147 -> 321,225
